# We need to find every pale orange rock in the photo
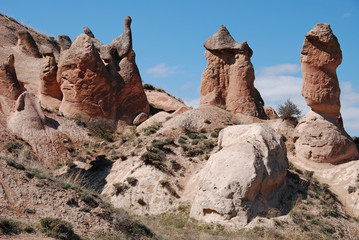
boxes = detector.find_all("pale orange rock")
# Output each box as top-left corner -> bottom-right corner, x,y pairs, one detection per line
145,90 -> 189,112
17,30 -> 41,58
57,16 -> 149,124
40,49 -> 62,103
0,54 -> 24,100
301,23 -> 342,121
294,111 -> 359,164
200,25 -> 267,119
263,106 -> 279,120
295,23 -> 359,164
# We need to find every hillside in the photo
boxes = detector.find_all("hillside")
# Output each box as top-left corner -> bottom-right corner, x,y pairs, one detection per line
0,13 -> 359,240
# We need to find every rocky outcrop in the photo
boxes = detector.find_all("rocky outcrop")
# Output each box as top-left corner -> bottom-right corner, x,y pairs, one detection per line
57,16 -> 149,123
40,49 -> 62,103
301,23 -> 342,122
190,123 -> 288,226
58,35 -> 72,51
199,25 -> 267,119
295,24 -> 359,164
83,26 -> 95,38
0,54 -> 24,100
263,106 -> 279,120
295,111 -> 359,164
17,30 -> 41,58
145,90 -> 190,112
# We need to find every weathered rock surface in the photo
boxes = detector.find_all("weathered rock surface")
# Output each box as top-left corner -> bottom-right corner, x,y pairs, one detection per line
263,106 -> 279,120
17,30 -> 41,58
39,49 -> 62,104
83,26 -> 95,38
57,16 -> 149,123
294,111 -> 359,164
200,25 -> 267,119
190,123 -> 288,226
133,112 -> 148,125
301,23 -> 342,121
58,34 -> 72,51
296,24 -> 358,164
145,90 -> 190,112
0,54 -> 24,100
7,92 -> 91,167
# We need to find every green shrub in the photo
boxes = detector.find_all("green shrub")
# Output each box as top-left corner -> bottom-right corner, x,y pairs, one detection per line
113,210 -> 153,239
39,217 -> 81,240
137,198 -> 146,206
0,218 -> 21,235
278,99 -> 302,124
140,147 -> 166,169
142,122 -> 162,136
24,225 -> 36,233
143,83 -> 155,90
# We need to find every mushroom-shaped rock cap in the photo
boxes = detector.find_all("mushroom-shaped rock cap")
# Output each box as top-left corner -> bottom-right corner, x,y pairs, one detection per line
204,25 -> 242,50
305,23 -> 339,46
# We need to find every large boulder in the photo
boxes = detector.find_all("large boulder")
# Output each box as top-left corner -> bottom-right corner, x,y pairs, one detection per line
301,23 -> 342,122
199,25 -> 267,119
190,123 -> 288,226
57,16 -> 149,123
145,89 -> 190,112
294,111 -> 359,164
0,54 -> 24,100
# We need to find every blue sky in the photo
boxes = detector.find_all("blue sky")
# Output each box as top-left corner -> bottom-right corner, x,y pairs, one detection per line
1,0 -> 358,136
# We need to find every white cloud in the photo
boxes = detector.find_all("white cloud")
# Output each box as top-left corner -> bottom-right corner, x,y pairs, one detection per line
258,64 -> 301,76
255,64 -> 308,113
343,12 -> 351,18
184,98 -> 200,108
146,63 -> 180,78
340,81 -> 359,136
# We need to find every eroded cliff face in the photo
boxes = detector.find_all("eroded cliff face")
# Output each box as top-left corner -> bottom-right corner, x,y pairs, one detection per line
200,25 -> 267,119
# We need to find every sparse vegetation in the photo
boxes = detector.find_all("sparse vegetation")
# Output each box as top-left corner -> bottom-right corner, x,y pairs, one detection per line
39,217 -> 81,240
0,218 -> 22,235
278,99 -> 302,124
142,122 -> 163,136
87,117 -> 117,142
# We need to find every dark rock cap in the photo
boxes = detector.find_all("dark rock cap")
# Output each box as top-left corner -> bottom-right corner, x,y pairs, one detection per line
204,25 -> 242,50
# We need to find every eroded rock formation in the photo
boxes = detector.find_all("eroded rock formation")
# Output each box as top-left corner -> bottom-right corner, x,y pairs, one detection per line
295,111 -> 359,163
39,48 -> 62,105
17,30 -> 41,58
295,23 -> 359,164
57,16 -> 149,123
190,123 -> 288,226
0,54 -> 24,100
58,35 -> 72,51
199,25 -> 267,119
301,23 -> 342,122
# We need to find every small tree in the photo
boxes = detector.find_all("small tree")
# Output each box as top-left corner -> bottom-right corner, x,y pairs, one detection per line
278,99 -> 302,124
